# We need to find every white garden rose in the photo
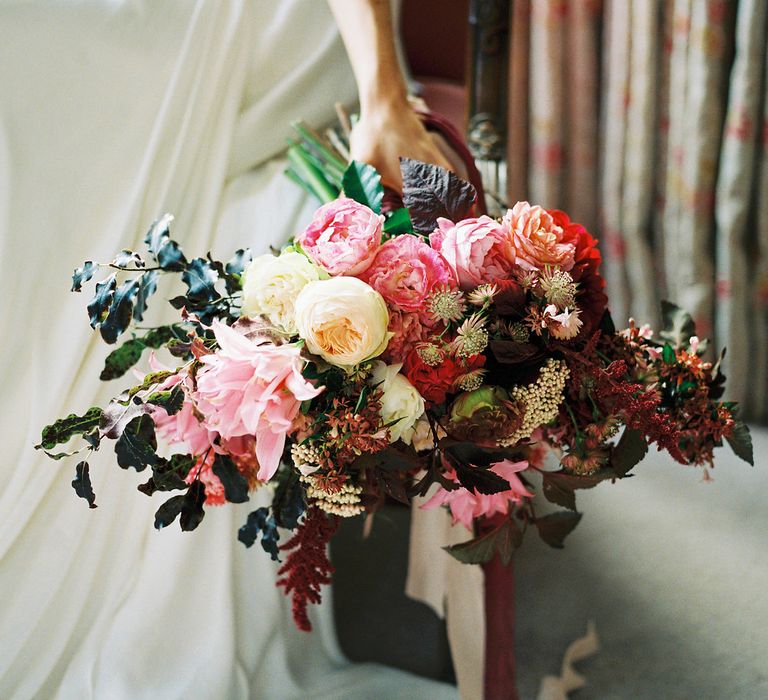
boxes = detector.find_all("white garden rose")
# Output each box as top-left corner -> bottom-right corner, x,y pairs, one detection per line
371,362 -> 425,444
241,251 -> 323,334
294,276 -> 390,367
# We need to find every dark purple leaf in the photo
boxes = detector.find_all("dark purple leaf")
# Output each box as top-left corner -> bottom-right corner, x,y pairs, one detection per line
444,518 -> 522,565
535,511 -> 582,549
400,158 -> 477,234
490,340 -> 541,365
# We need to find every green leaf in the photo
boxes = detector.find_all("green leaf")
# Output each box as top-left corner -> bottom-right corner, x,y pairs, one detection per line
444,518 -> 523,565
87,273 -> 117,328
659,300 -> 696,348
138,453 -> 193,496
144,213 -> 187,272
37,407 -> 103,451
662,343 -> 676,364
101,339 -> 144,381
211,454 -> 249,503
100,326 -> 176,381
71,461 -> 97,509
726,420 -> 754,466
383,207 -> 413,235
114,414 -> 158,471
342,160 -> 384,213
224,249 -> 253,294
180,481 -> 206,531
154,494 -> 185,529
611,428 -> 648,476
535,511 -> 582,549
238,507 -> 280,561
134,270 -> 158,321
72,261 -> 96,292
112,250 -> 145,268
125,370 -> 174,400
146,384 -> 185,416
99,398 -> 147,440
182,257 -> 220,303
99,277 -> 140,344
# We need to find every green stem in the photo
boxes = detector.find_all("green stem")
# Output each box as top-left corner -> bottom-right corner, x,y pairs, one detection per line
286,145 -> 339,203
291,121 -> 347,173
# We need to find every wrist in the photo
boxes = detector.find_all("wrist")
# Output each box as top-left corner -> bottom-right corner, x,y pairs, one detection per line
359,83 -> 412,124
358,60 -> 410,111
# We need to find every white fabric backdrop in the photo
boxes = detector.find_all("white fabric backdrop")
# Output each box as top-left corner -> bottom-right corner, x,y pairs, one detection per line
0,2 -> 458,698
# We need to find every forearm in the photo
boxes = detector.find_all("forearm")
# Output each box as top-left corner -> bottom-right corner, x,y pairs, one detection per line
327,0 -> 409,114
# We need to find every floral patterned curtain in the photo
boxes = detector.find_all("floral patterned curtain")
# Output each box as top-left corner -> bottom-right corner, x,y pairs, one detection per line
505,0 -> 768,419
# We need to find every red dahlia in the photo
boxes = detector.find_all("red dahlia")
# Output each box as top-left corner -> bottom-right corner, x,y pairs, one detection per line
549,210 -> 608,335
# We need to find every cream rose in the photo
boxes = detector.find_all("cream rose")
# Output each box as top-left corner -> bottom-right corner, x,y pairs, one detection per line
294,276 -> 390,367
371,362 -> 425,444
241,251 -> 323,334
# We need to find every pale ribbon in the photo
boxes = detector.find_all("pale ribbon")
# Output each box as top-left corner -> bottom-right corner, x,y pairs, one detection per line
536,622 -> 600,700
405,489 -> 599,700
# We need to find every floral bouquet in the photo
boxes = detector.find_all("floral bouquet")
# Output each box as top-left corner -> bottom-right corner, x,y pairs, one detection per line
40,152 -> 752,682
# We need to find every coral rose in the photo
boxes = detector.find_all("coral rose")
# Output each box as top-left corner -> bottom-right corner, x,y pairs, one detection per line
296,197 -> 383,276
429,215 -> 517,290
294,276 -> 390,367
504,201 -> 575,272
193,321 -> 322,482
361,234 -> 456,312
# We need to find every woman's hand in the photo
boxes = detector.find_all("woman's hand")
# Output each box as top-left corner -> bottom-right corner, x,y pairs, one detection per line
350,97 -> 454,192
328,0 -> 453,192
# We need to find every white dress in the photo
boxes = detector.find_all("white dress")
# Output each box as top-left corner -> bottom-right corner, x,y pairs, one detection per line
0,2 -> 458,698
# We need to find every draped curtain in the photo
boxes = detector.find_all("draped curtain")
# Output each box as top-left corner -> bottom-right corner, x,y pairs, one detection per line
505,0 -> 768,420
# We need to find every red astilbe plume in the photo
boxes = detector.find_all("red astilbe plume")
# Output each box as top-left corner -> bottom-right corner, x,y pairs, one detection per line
593,360 -> 686,462
277,507 -> 339,632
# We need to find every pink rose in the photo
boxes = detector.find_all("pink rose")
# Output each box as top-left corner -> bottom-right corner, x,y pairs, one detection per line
296,197 -> 384,276
504,201 -> 575,271
362,234 -> 456,312
422,459 -> 532,530
429,215 -> 517,290
193,321 -> 322,482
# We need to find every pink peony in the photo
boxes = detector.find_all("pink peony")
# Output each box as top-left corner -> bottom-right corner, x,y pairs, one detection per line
422,459 -> 533,530
429,215 -> 517,290
504,201 -> 575,272
361,234 -> 456,312
193,321 -> 322,482
296,197 -> 384,276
